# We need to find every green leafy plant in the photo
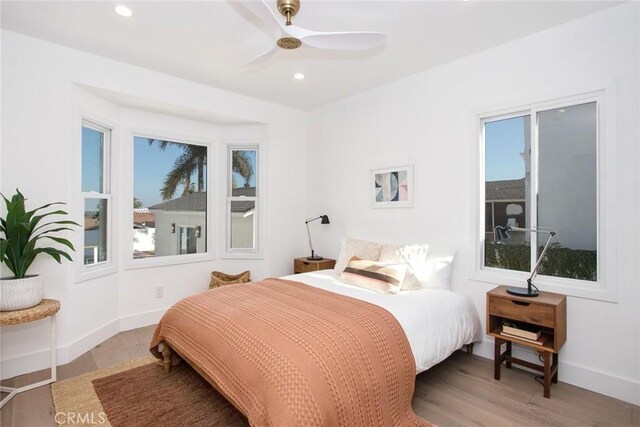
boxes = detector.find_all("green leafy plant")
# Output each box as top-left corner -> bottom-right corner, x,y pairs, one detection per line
0,189 -> 79,279
485,241 -> 597,281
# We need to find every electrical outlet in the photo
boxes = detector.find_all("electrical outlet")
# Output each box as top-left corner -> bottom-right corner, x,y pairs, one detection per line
155,286 -> 163,299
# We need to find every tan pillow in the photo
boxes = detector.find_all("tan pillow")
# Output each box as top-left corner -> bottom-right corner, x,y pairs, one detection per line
378,243 -> 430,291
334,238 -> 383,273
340,256 -> 407,294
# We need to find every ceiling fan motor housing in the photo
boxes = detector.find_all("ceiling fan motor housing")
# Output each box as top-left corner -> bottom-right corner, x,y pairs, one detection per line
277,0 -> 300,26
277,37 -> 302,49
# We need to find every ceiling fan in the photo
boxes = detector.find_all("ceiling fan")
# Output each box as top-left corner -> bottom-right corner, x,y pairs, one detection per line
246,0 -> 387,66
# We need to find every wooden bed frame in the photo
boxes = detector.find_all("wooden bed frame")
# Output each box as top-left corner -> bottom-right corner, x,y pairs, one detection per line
159,341 -> 475,375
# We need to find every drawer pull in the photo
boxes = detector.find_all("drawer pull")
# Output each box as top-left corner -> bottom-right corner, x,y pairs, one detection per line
512,300 -> 530,307
303,262 -> 310,265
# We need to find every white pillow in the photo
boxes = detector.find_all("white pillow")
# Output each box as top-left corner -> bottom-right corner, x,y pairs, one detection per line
334,238 -> 383,273
422,251 -> 456,289
378,243 -> 430,291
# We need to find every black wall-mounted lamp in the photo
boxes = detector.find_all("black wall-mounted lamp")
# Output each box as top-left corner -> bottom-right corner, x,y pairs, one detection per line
170,223 -> 176,234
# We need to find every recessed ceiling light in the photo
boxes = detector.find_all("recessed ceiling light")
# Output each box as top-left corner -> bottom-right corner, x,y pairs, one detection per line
115,5 -> 133,17
558,109 -> 566,113
294,73 -> 305,80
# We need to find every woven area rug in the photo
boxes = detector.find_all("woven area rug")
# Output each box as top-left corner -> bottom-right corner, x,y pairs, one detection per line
51,356 -> 248,427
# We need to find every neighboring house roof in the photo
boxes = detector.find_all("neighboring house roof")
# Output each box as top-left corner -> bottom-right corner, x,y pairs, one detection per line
148,190 -> 254,214
133,211 -> 156,224
232,187 -> 256,197
231,200 -> 254,214
149,192 -> 207,212
485,178 -> 525,201
231,187 -> 256,213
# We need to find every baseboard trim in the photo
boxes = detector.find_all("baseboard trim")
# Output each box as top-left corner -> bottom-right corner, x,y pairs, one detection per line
119,308 -> 168,331
1,309 -> 167,380
473,339 -> 639,406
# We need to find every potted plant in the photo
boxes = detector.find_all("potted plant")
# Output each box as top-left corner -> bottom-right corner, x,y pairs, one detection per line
0,190 -> 79,311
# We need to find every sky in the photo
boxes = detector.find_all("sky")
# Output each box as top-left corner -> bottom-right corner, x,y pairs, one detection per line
133,137 -> 205,207
81,126 -> 103,193
133,138 -> 256,207
485,115 -> 528,182
83,131 -> 257,208
232,150 -> 257,189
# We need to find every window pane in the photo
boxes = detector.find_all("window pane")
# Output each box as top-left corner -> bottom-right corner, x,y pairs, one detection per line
230,200 -> 255,249
133,137 -> 207,258
537,103 -> 597,281
484,115 -> 531,272
231,149 -> 257,197
84,198 -> 107,265
82,126 -> 104,193
179,227 -> 198,255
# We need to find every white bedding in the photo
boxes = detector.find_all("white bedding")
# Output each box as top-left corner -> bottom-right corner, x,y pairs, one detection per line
281,270 -> 482,374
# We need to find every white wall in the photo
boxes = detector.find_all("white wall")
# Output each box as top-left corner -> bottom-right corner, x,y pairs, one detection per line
1,30 -> 308,378
307,3 -> 639,405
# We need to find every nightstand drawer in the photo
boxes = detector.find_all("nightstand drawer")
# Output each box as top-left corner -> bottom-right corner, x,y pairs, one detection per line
293,257 -> 336,274
295,259 -> 320,273
488,295 -> 555,328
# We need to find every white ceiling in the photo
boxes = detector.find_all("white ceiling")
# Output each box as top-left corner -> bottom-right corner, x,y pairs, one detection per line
1,1 -> 620,111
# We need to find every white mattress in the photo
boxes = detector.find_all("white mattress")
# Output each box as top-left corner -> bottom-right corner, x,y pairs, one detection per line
281,270 -> 482,374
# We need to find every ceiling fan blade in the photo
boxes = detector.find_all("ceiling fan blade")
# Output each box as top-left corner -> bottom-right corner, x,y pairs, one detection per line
244,46 -> 279,68
300,31 -> 387,51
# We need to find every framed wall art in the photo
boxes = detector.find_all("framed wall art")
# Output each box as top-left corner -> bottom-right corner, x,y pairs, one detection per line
371,165 -> 413,208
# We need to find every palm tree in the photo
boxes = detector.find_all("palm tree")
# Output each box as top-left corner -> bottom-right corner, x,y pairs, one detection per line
232,150 -> 253,189
148,140 -> 254,200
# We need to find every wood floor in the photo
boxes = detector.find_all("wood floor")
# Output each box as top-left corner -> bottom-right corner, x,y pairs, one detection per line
1,325 -> 638,426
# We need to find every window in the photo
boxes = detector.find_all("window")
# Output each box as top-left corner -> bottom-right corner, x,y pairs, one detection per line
178,226 -> 198,255
227,147 -> 258,253
133,137 -> 207,259
82,121 -> 111,267
482,101 -> 598,283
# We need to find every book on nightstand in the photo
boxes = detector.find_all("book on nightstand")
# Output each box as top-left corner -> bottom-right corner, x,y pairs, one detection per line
502,321 -> 542,341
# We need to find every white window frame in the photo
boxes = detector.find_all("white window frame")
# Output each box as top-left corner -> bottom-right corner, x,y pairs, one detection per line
223,143 -> 263,258
125,130 -> 215,269
77,119 -> 115,282
470,89 -> 619,302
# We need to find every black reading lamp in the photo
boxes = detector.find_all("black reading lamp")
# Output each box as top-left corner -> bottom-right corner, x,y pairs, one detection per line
494,225 -> 557,297
305,215 -> 330,260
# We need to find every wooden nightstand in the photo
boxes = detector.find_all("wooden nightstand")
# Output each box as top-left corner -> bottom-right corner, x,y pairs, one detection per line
294,257 -> 336,274
487,285 -> 566,398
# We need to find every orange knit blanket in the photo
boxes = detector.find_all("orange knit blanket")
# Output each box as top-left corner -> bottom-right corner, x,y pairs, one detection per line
150,278 -> 430,427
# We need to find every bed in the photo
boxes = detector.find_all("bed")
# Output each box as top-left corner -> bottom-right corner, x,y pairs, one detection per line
150,270 -> 482,426
282,270 -> 482,373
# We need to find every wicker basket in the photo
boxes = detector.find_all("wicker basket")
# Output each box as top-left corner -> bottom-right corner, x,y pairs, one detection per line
209,270 -> 251,289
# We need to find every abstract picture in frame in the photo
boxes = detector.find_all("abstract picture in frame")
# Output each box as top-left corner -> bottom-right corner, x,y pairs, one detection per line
371,165 -> 413,208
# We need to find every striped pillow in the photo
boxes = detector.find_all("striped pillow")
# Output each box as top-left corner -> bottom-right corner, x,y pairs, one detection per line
340,256 -> 408,294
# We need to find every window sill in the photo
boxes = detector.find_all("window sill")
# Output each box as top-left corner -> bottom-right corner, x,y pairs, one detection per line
470,268 -> 617,303
220,252 -> 263,260
125,253 -> 214,270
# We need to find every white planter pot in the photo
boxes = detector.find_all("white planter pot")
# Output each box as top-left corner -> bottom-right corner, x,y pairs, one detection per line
0,275 -> 44,311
